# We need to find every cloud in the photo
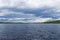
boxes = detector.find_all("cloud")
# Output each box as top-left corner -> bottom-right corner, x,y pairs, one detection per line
27,17 -> 53,22
0,0 -> 60,22
0,0 -> 60,9
0,8 -> 53,22
0,17 -> 53,22
0,8 -> 35,18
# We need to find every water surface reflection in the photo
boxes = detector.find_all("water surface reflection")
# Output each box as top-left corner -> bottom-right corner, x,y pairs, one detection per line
0,24 -> 60,40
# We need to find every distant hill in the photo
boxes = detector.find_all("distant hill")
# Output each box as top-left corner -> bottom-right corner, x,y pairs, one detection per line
43,20 -> 60,23
0,20 -> 60,24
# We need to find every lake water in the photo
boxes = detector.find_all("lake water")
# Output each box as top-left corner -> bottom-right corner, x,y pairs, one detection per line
0,24 -> 60,40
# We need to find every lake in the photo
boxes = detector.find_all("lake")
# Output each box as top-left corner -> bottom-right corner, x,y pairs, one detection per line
0,24 -> 60,40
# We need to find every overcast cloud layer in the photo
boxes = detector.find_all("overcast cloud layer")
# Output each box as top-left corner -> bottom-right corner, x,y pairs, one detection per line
0,0 -> 60,22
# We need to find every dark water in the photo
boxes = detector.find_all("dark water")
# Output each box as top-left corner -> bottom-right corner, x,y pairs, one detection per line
0,24 -> 60,40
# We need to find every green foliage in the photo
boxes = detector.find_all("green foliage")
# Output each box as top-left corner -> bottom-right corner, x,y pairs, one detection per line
43,20 -> 60,24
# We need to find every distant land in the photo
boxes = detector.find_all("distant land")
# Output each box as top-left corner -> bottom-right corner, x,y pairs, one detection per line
43,20 -> 60,24
0,20 -> 60,24
0,22 -> 26,24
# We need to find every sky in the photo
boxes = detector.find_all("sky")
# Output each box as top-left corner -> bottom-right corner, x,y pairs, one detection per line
0,0 -> 60,22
